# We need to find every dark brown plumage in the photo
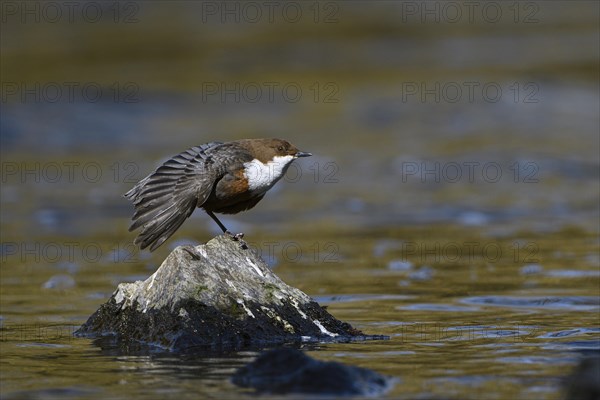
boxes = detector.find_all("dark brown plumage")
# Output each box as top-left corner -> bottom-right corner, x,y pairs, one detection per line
125,138 -> 311,251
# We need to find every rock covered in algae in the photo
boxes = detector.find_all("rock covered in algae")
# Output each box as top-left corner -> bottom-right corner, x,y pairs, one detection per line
75,235 -> 387,351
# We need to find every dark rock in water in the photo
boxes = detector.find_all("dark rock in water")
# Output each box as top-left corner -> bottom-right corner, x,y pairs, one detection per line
564,355 -> 600,400
232,348 -> 394,396
75,235 -> 387,351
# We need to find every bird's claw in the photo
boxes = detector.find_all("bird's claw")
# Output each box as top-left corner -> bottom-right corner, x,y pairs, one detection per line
226,231 -> 248,249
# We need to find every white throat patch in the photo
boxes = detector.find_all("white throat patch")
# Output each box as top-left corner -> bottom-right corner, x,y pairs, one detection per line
243,155 -> 294,192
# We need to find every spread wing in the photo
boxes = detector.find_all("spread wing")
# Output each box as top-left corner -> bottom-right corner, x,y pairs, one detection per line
124,142 -> 223,251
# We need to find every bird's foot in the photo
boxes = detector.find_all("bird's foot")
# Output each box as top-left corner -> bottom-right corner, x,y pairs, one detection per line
225,231 -> 248,249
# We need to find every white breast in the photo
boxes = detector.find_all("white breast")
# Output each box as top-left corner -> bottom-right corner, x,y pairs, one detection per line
243,155 -> 294,192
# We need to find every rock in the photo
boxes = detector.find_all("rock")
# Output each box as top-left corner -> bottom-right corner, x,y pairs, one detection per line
232,348 -> 394,396
564,356 -> 600,400
75,235 -> 387,351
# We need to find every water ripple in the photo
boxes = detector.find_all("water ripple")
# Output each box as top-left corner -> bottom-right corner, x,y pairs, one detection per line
460,296 -> 600,311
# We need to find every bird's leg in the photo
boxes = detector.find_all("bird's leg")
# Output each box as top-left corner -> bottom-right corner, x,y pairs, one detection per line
206,211 -> 247,249
206,210 -> 228,233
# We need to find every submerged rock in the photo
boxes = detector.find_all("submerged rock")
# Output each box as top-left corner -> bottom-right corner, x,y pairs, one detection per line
75,235 -> 386,351
564,356 -> 600,400
232,347 -> 394,396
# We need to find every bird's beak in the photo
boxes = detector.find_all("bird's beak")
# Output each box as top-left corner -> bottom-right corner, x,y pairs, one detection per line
295,151 -> 312,158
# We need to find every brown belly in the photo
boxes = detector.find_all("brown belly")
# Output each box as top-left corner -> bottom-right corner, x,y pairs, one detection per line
200,170 -> 265,214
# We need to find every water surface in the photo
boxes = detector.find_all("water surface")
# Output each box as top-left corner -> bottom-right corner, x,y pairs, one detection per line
1,2 -> 599,399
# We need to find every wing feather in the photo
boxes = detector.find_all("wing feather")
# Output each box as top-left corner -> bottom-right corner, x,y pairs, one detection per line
124,142 -> 223,251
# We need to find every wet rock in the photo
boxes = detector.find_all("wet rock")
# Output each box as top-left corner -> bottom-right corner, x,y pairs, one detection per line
564,356 -> 600,400
75,235 -> 386,351
232,348 -> 394,396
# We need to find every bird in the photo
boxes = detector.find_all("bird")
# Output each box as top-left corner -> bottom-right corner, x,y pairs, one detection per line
124,138 -> 312,251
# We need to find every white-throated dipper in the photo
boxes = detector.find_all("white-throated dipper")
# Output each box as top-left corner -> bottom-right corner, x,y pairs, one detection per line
125,138 -> 311,251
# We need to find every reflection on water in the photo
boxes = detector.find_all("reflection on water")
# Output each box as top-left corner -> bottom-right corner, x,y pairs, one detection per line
1,1 -> 599,399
